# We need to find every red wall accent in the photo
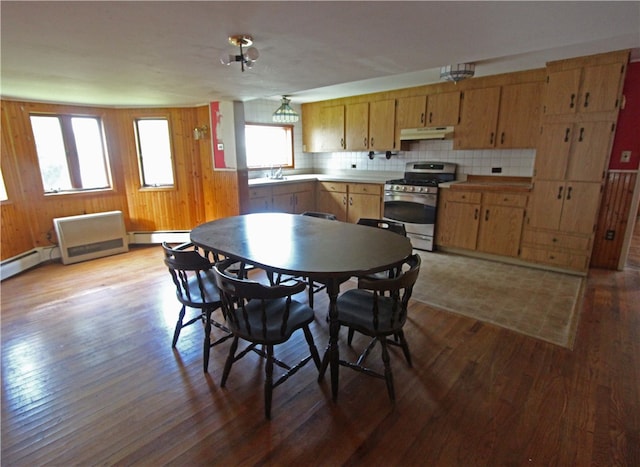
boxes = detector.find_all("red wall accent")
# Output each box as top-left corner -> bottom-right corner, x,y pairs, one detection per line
609,61 -> 640,170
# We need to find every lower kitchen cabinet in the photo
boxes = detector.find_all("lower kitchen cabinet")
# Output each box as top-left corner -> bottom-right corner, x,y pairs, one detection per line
437,189 -> 527,258
248,182 -> 315,214
316,181 -> 382,223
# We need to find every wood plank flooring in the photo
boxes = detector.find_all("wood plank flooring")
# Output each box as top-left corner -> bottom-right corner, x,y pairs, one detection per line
2,227 -> 639,465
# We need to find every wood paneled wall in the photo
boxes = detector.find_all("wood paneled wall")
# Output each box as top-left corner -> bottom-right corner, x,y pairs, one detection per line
591,171 -> 637,269
0,100 -> 240,261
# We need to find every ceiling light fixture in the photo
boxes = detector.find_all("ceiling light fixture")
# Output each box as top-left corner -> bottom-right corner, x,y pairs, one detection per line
272,96 -> 299,123
440,63 -> 475,83
220,34 -> 259,72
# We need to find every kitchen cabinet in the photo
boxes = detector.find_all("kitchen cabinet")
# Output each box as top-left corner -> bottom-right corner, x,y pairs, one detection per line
316,181 -> 382,223
534,121 -> 615,182
395,92 -> 460,148
248,182 -> 314,214
455,82 -> 541,150
319,105 -> 345,151
345,100 -> 396,151
543,62 -> 625,116
437,189 -> 527,258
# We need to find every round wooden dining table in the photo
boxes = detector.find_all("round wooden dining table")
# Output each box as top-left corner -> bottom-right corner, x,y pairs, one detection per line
190,212 -> 413,401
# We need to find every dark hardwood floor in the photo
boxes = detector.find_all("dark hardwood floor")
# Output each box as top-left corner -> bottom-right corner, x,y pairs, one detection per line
2,226 -> 639,465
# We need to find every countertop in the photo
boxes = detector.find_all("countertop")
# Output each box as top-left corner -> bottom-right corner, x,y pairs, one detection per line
248,173 -> 393,186
443,175 -> 533,192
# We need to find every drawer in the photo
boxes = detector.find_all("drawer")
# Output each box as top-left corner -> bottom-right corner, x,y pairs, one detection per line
483,192 -> 527,208
522,228 -> 591,251
318,181 -> 348,193
349,183 -> 382,196
520,246 -> 588,271
249,187 -> 272,198
272,182 -> 312,196
444,190 -> 482,204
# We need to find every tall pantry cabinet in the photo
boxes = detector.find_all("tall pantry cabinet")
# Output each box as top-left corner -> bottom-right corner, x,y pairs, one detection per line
521,50 -> 629,272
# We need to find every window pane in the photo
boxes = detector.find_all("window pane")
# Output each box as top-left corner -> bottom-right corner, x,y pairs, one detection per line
0,170 -> 7,201
30,116 -> 72,192
245,124 -> 293,169
71,117 -> 109,188
136,119 -> 174,186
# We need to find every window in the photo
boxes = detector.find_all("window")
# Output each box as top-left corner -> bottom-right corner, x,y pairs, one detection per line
135,118 -> 174,187
0,170 -> 7,201
30,114 -> 110,193
245,123 -> 294,169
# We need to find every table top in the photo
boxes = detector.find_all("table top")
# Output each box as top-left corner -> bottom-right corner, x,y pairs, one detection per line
190,213 -> 413,279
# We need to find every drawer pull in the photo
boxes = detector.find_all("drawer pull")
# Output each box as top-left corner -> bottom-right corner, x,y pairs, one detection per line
474,208 -> 479,220
566,186 -> 573,200
557,186 -> 563,199
578,127 -> 585,142
485,209 -> 490,221
564,127 -> 570,142
569,93 -> 575,109
584,92 -> 590,108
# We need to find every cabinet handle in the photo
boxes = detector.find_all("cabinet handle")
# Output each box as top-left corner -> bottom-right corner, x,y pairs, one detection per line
569,93 -> 575,108
557,186 -> 563,199
349,196 -> 353,206
429,112 -> 433,124
420,113 -> 425,124
370,137 -> 374,147
566,186 -> 572,200
584,92 -> 590,108
340,138 -> 345,148
500,132 -> 505,145
485,209 -> 490,221
489,132 -> 495,145
474,208 -> 479,220
578,127 -> 585,142
364,137 -> 368,147
564,127 -> 571,142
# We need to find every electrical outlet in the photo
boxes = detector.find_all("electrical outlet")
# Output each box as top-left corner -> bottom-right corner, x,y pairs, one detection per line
620,151 -> 631,163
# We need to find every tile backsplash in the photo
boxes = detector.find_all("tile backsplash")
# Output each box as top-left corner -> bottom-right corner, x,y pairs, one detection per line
243,99 -> 535,178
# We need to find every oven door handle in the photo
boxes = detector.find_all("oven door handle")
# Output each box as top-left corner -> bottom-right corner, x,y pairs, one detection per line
384,192 -> 437,204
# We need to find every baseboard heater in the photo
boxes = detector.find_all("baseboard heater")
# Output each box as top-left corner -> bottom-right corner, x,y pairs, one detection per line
54,211 -> 129,265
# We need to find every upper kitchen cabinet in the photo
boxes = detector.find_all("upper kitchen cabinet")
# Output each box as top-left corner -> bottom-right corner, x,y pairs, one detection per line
426,91 -> 461,126
320,105 -> 345,152
543,51 -> 628,117
346,100 -> 396,151
454,82 -> 542,150
454,87 -> 501,149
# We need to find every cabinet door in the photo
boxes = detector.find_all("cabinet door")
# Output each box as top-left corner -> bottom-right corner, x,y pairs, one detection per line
437,200 -> 481,250
317,189 -> 347,221
347,193 -> 381,223
527,180 -> 565,231
454,87 -> 501,149
565,121 -> 614,182
558,181 -> 602,235
345,102 -> 369,151
293,190 -> 314,214
248,196 -> 272,213
477,205 -> 524,257
426,91 -> 460,126
543,68 -> 581,116
496,82 -> 542,148
396,95 -> 426,129
320,105 -> 345,151
369,100 -> 396,150
535,123 -> 573,180
579,63 -> 624,113
272,193 -> 294,213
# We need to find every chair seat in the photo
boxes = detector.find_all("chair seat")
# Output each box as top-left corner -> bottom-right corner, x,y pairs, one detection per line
337,289 -> 405,335
178,270 -> 221,308
228,298 -> 315,344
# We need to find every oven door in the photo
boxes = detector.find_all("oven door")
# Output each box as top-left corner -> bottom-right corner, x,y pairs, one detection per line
383,191 -> 437,251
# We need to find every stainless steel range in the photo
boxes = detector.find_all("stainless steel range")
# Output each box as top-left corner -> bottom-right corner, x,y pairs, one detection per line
384,161 -> 457,251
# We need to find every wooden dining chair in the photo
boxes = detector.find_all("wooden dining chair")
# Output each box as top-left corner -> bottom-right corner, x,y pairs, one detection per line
162,242 -> 233,372
212,259 -> 322,419
319,254 -> 421,401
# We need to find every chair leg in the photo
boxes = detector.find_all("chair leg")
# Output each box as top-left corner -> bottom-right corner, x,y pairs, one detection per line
203,309 -> 212,373
347,328 -> 355,346
303,326 -> 321,369
221,336 -> 239,387
380,339 -> 395,401
172,305 -> 187,348
265,345 -> 274,419
397,330 -> 412,367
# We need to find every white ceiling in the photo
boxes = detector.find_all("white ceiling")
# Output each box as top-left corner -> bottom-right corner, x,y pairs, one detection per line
1,1 -> 639,107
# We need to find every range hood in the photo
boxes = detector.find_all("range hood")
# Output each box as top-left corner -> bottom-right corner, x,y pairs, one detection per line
399,126 -> 454,141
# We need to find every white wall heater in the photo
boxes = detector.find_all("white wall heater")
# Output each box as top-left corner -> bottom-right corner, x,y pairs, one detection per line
53,211 -> 129,265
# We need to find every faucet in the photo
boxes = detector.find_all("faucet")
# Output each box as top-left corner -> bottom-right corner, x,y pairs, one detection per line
269,166 -> 284,180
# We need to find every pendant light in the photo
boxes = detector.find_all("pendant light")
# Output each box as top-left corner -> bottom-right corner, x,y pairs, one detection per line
272,96 -> 299,123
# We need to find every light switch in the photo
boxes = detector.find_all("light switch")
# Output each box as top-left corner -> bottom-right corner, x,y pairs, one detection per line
620,150 -> 631,163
